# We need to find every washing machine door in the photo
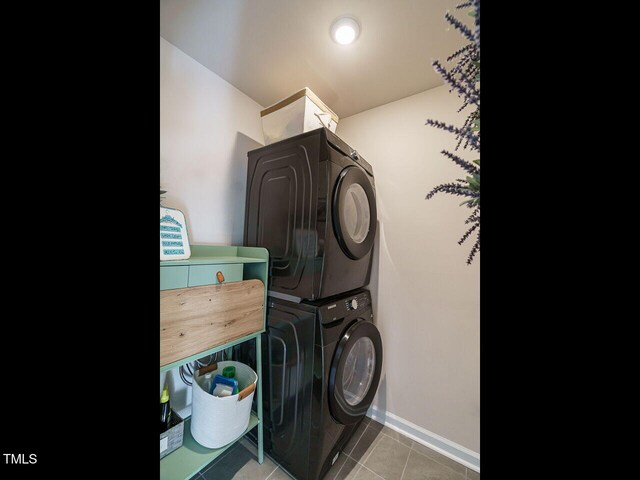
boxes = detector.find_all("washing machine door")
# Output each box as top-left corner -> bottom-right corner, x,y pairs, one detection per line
333,166 -> 377,260
329,320 -> 383,425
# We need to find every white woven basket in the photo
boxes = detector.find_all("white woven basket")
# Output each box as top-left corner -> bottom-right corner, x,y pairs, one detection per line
190,361 -> 257,448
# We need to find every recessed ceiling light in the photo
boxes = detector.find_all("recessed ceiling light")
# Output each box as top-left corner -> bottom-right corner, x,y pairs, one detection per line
330,16 -> 360,45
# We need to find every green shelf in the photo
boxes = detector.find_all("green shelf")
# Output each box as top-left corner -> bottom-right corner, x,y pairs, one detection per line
160,244 -> 267,476
160,255 -> 266,267
160,245 -> 269,267
160,413 -> 260,480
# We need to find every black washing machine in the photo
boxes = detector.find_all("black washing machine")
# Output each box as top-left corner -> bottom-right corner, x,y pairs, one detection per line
244,127 -> 377,301
238,289 -> 383,480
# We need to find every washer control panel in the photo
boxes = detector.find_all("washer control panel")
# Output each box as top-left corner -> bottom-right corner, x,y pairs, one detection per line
345,292 -> 369,311
319,291 -> 371,324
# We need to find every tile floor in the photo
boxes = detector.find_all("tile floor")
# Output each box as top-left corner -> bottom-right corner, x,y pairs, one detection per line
192,417 -> 479,480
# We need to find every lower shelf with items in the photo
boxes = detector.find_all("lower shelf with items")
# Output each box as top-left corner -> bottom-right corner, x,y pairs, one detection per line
160,413 -> 260,480
160,245 -> 268,480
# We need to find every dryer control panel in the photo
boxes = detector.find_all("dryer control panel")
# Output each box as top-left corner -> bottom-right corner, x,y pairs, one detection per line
318,290 -> 371,324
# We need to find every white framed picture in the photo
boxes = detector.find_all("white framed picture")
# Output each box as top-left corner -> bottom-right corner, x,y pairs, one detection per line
160,207 -> 191,260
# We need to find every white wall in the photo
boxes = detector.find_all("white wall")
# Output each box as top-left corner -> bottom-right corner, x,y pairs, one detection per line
160,37 -> 264,415
337,86 -> 480,453
160,36 -> 264,246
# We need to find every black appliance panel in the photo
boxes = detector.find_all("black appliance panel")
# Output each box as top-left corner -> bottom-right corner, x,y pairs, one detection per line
245,128 -> 375,301
263,300 -> 316,479
245,134 -> 321,294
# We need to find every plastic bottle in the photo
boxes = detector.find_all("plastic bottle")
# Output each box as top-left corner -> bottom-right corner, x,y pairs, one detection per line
160,384 -> 172,433
222,366 -> 239,394
203,372 -> 213,394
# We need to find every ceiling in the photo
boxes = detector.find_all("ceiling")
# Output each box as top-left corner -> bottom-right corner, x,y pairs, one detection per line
160,0 -> 471,119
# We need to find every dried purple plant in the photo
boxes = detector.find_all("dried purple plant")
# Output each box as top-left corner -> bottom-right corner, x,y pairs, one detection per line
426,0 -> 480,265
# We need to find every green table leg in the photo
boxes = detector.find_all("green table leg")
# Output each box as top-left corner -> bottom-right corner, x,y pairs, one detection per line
256,334 -> 264,464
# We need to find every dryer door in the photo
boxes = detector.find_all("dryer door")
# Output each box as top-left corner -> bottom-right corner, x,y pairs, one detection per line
329,320 -> 383,425
332,166 -> 377,260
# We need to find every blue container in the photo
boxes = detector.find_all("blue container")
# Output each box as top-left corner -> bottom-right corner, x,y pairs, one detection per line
210,374 -> 239,395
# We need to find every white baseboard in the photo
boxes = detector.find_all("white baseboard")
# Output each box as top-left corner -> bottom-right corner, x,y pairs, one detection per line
367,406 -> 479,473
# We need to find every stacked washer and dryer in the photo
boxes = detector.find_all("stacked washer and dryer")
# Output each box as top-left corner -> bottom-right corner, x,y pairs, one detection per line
242,127 -> 383,480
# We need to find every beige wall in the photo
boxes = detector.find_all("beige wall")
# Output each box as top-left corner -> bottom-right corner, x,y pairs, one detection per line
160,36 -> 264,247
337,86 -> 480,452
160,37 -> 264,415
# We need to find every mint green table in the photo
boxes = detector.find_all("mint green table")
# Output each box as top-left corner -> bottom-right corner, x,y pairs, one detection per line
160,245 -> 268,480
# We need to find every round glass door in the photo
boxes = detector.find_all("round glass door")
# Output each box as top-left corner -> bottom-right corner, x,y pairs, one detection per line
343,184 -> 371,245
333,166 -> 377,259
343,337 -> 376,405
329,319 -> 383,425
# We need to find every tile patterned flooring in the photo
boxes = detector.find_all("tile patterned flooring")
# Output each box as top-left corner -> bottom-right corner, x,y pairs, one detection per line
191,417 -> 479,480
